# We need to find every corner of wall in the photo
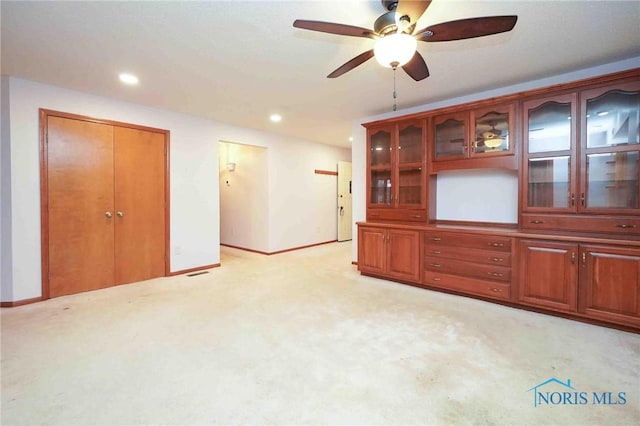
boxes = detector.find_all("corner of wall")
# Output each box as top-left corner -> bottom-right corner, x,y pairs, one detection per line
1,75 -> 14,301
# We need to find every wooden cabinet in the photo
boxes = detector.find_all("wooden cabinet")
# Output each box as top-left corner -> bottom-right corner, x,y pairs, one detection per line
522,79 -> 640,234
580,245 -> 640,328
358,226 -> 420,282
366,120 -> 427,222
518,240 -> 578,312
518,240 -> 640,328
430,102 -> 517,172
422,231 -> 513,301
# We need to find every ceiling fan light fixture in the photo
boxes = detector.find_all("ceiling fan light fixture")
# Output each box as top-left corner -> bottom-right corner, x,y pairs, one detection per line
482,129 -> 503,148
373,33 -> 417,68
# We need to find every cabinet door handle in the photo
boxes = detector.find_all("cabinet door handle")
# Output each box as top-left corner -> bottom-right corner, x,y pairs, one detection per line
615,224 -> 637,229
430,263 -> 441,268
489,287 -> 502,293
432,277 -> 441,282
529,220 -> 544,224
580,193 -> 585,207
430,237 -> 442,241
488,257 -> 503,262
570,193 -> 575,206
116,211 -> 124,217
104,211 -> 113,218
488,242 -> 504,248
488,272 -> 504,277
571,252 -> 576,264
431,250 -> 441,254
582,252 -> 586,265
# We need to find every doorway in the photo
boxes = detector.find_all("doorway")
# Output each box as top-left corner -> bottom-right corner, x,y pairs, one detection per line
40,109 -> 169,299
337,161 -> 352,242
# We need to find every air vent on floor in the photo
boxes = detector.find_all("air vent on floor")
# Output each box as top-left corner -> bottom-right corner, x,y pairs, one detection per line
186,271 -> 209,277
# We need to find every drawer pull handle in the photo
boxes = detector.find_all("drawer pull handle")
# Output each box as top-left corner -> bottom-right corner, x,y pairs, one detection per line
529,220 -> 544,224
490,287 -> 502,293
430,263 -> 441,268
431,250 -> 441,254
411,215 -> 422,218
488,272 -> 504,277
488,242 -> 504,247
615,224 -> 637,229
432,277 -> 441,282
488,257 -> 503,262
430,237 -> 442,241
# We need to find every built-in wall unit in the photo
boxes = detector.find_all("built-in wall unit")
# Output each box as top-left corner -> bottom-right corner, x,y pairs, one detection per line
356,67 -> 640,333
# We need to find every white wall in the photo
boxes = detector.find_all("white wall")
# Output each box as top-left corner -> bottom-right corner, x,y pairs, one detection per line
219,142 -> 269,252
351,57 -> 640,261
1,77 -> 350,302
1,76 -> 13,301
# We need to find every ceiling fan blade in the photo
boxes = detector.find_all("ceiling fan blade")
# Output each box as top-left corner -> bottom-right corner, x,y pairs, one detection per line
293,20 -> 376,39
395,0 -> 432,28
415,16 -> 518,42
402,51 -> 430,81
327,50 -> 375,78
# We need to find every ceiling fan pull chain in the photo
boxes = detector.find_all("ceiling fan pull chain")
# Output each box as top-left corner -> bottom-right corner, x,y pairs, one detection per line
392,67 -> 397,111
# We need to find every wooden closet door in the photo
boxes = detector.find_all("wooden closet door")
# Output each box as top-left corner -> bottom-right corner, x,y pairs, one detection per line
114,127 -> 166,285
47,116 -> 115,297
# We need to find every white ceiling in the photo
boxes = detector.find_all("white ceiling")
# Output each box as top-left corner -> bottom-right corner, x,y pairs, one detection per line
2,1 -> 639,148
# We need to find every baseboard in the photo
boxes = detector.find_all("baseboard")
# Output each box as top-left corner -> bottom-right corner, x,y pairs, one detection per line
0,296 -> 43,307
221,240 -> 338,255
168,263 -> 221,276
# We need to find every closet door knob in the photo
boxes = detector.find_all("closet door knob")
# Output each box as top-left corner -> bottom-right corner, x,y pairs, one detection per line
105,211 -> 113,218
116,211 -> 124,217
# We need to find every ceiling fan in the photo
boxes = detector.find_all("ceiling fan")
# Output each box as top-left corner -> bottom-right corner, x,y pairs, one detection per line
293,0 -> 517,81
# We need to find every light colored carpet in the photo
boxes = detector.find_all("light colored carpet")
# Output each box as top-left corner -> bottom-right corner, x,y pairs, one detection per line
1,242 -> 639,425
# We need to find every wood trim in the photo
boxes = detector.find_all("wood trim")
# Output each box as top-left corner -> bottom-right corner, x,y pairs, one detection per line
221,240 -> 338,255
164,131 -> 171,277
351,261 -> 358,266
314,169 -> 338,176
362,68 -> 640,128
39,109 -> 169,134
0,296 -> 43,307
39,110 -> 50,300
39,109 -> 171,300
168,263 -> 220,276
434,219 -> 518,229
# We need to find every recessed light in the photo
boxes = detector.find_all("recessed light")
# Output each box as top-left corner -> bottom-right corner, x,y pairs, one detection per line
349,137 -> 353,142
270,114 -> 282,123
119,73 -> 139,85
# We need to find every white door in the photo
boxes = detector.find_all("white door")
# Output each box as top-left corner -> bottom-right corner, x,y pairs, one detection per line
337,161 -> 353,242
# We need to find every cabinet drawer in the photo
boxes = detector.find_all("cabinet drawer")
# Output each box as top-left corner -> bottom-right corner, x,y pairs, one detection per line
522,214 -> 640,235
367,209 -> 426,222
423,232 -> 512,251
424,245 -> 512,266
423,271 -> 511,301
424,256 -> 511,283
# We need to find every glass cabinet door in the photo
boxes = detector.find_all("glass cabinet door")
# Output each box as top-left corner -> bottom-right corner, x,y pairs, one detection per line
523,94 -> 577,211
398,122 -> 423,165
397,121 -> 424,206
433,113 -> 467,160
368,127 -> 393,207
370,128 -> 392,167
471,104 -> 514,156
528,156 -> 572,208
370,170 -> 392,205
581,82 -> 640,212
